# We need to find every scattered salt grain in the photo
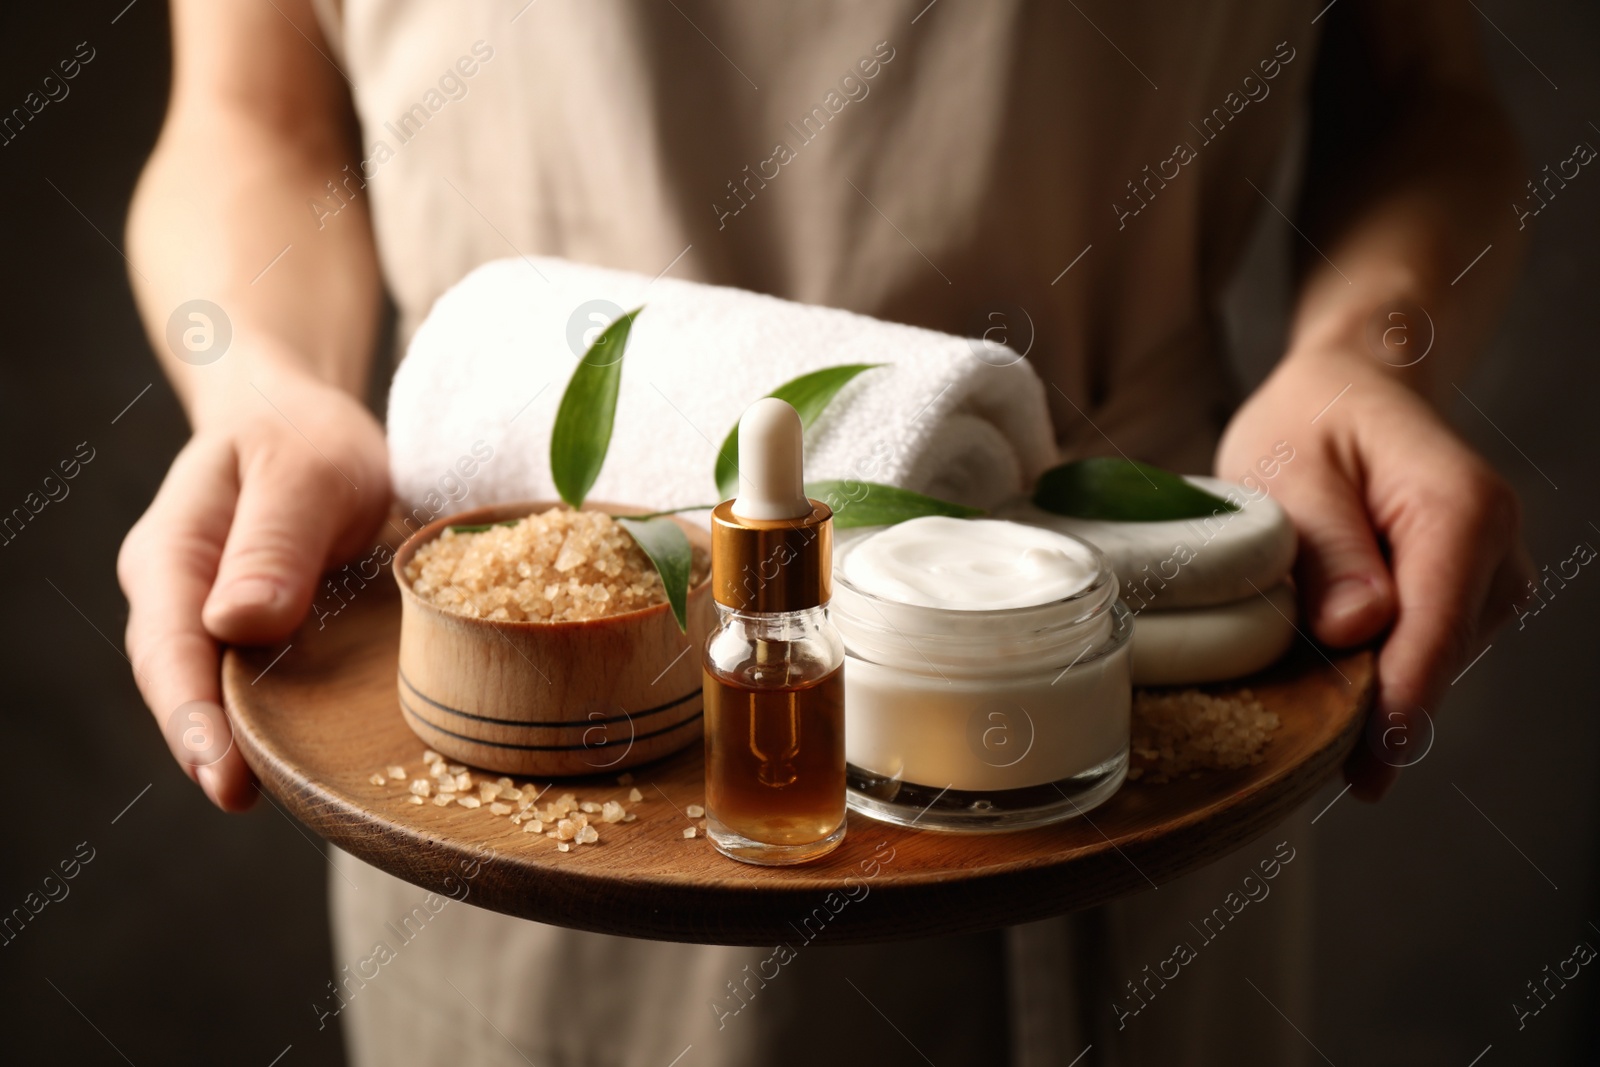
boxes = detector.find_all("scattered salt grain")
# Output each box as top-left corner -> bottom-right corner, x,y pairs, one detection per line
458,796 -> 482,809
387,765 -> 406,780
433,795 -> 455,807
683,827 -> 697,839
579,801 -> 601,814
369,773 -> 387,786
409,779 -> 432,797
489,802 -> 513,816
557,842 -> 571,852
685,804 -> 704,818
576,825 -> 599,845
617,772 -> 634,785
600,801 -> 626,824
628,788 -> 644,803
407,795 -> 426,806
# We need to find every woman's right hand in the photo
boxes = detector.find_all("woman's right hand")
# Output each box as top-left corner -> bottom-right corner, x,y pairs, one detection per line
118,353 -> 390,811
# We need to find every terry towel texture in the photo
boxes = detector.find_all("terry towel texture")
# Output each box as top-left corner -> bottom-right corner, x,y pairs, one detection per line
386,256 -> 1057,518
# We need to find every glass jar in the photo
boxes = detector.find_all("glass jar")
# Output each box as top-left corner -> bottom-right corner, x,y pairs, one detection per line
832,534 -> 1132,832
702,603 -> 847,863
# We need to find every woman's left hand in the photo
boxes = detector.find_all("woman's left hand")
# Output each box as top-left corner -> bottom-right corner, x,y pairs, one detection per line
1216,348 -> 1533,799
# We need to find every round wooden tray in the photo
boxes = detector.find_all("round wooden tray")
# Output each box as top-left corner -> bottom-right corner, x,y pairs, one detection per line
224,574 -> 1373,946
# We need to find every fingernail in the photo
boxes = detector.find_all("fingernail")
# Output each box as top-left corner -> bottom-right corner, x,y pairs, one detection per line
1324,576 -> 1377,623
197,763 -> 222,806
214,577 -> 285,614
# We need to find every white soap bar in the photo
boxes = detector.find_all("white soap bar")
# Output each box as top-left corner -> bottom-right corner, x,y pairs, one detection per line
1130,581 -> 1297,686
998,476 -> 1296,611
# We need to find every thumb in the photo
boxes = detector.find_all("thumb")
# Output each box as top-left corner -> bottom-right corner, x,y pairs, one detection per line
1281,469 -> 1396,648
202,453 -> 351,644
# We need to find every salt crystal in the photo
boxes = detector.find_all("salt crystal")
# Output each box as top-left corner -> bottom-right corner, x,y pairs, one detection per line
523,822 -> 542,833
447,764 -> 466,775
628,788 -> 644,803
407,795 -> 426,806
600,801 -> 626,824
682,827 -> 697,839
489,802 -> 512,816
623,813 -> 637,823
686,804 -> 705,818
387,765 -> 406,780
422,749 -> 442,764
409,779 -> 432,797
580,801 -> 600,813
556,818 -> 579,841
617,772 -> 634,785
457,795 -> 481,809
557,842 -> 571,852
369,773 -> 387,786
455,773 -> 472,791
433,795 -> 454,806
576,825 -> 599,844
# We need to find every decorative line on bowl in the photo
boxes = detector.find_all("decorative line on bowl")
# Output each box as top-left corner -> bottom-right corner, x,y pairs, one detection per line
398,669 -> 700,727
399,693 -> 704,752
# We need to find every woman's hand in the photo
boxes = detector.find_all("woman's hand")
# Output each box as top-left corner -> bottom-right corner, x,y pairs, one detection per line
1216,349 -> 1532,799
118,352 -> 390,811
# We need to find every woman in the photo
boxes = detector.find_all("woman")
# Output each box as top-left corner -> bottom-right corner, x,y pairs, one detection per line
120,1 -> 1529,1062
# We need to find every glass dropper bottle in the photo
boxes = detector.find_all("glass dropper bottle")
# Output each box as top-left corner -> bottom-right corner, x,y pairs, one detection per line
702,398 -> 846,865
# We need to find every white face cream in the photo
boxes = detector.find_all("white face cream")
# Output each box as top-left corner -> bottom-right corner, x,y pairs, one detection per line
834,517 -> 1132,832
841,516 -> 1101,610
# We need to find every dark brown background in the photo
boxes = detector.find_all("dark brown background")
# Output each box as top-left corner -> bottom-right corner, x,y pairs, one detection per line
1,2 -> 1595,1064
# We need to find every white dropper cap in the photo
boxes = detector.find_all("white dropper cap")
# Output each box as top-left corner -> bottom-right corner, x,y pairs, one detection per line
732,397 -> 813,521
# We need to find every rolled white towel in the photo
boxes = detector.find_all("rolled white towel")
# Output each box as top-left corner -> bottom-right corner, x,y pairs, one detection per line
386,257 -> 1057,522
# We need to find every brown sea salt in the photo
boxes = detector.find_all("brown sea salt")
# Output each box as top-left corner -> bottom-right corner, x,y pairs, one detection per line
404,506 -> 707,623
1128,687 -> 1280,785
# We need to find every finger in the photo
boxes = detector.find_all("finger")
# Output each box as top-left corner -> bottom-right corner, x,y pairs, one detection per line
202,449 -> 350,644
1280,462 -> 1397,648
1375,473 -> 1516,725
119,438 -> 258,812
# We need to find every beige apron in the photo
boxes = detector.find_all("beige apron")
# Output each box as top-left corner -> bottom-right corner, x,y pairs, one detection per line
313,2 -> 1322,1061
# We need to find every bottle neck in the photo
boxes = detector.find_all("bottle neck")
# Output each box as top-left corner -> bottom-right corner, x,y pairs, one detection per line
715,602 -> 832,640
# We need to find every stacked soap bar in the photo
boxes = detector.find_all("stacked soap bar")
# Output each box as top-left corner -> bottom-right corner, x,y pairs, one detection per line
1002,477 -> 1298,686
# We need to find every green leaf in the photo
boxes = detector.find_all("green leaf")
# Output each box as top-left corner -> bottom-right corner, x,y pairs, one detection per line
714,363 -> 886,500
806,480 -> 983,529
616,516 -> 693,632
1032,458 -> 1239,521
550,306 -> 643,508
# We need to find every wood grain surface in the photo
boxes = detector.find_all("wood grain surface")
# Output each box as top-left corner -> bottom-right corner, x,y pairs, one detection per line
224,574 -> 1374,947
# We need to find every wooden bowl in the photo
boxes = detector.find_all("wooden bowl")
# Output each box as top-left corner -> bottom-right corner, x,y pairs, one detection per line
392,500 -> 713,776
